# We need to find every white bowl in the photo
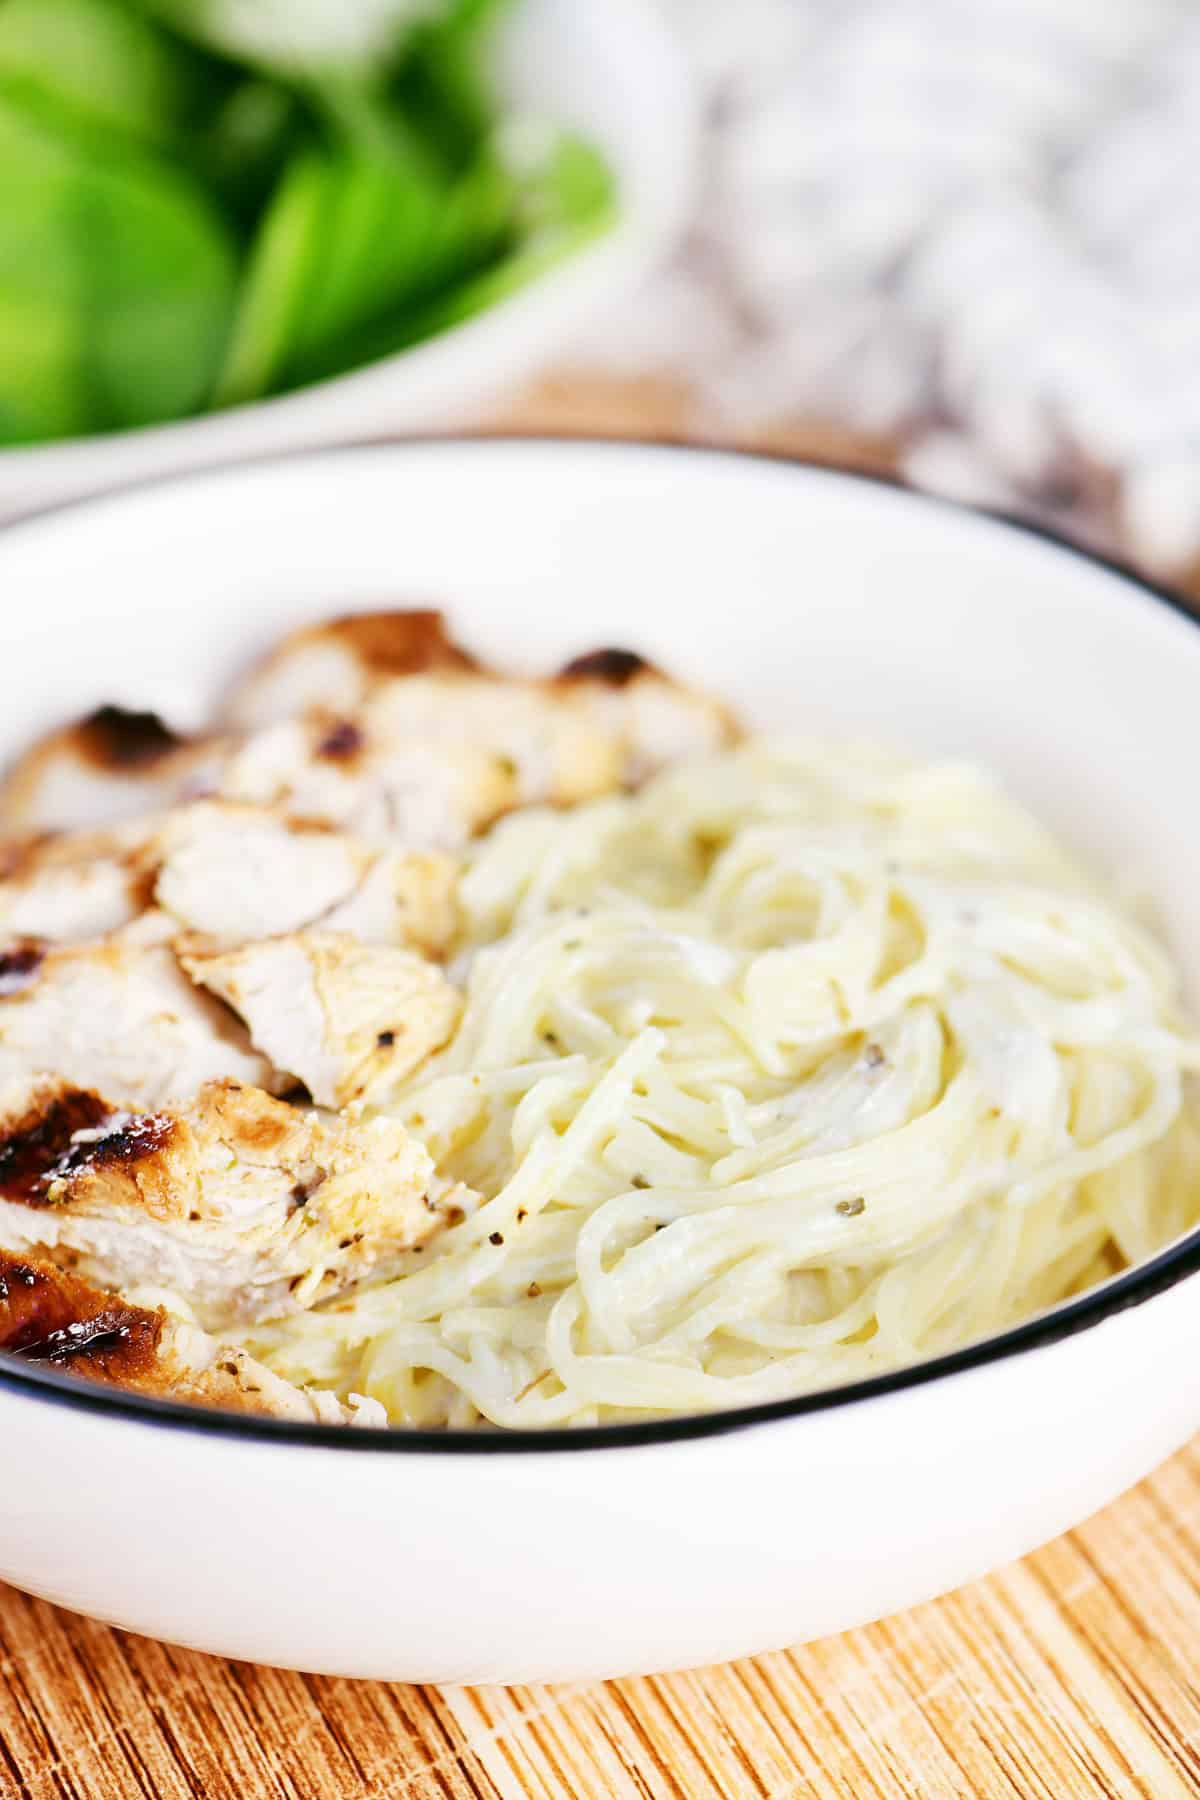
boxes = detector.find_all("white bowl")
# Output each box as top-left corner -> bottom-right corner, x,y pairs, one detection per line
0,0 -> 695,522
2,442 -> 1199,1684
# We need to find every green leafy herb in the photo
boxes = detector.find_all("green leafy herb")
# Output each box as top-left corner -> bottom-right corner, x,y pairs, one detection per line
210,146 -> 327,406
0,95 -> 236,440
0,0 -> 214,149
328,129 -> 615,364
200,78 -> 303,227
0,0 -> 616,443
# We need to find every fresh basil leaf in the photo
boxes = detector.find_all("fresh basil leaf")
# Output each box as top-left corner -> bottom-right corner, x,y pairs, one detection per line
0,94 -> 237,436
217,116 -> 516,404
288,140 -> 514,367
0,271 -> 88,446
201,77 -> 305,231
79,151 -> 239,427
387,0 -> 510,171
289,128 -> 615,380
210,147 -> 329,406
0,0 -> 214,149
0,0 -> 616,441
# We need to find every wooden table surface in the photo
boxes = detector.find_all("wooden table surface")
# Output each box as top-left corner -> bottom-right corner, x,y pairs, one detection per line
3,380 -> 1199,1800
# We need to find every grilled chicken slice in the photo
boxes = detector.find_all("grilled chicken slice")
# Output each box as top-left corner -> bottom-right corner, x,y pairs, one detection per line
219,717 -> 516,852
555,648 -> 740,785
0,928 -> 272,1108
219,676 -> 612,849
0,679 -> 508,858
3,616 -> 736,863
0,866 -> 459,1117
224,609 -> 477,728
0,802 -> 458,962
316,845 -> 457,954
182,934 -> 461,1109
0,705 -> 224,835
0,821 -> 154,946
229,609 -> 628,808
361,677 -> 623,812
154,802 -> 363,943
229,608 -> 624,811
154,801 -> 458,954
0,1250 -> 384,1423
218,611 -> 513,847
0,1077 -> 464,1329
225,609 -> 737,796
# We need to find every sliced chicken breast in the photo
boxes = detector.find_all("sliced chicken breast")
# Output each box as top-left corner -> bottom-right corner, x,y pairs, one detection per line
0,802 -> 459,964
0,705 -> 224,835
0,681 -> 506,859
218,714 -> 518,851
155,802 -> 364,943
230,609 -> 615,807
556,647 -> 741,785
0,821 -> 154,946
364,676 -> 623,809
4,618 -> 736,876
0,1076 -> 466,1328
224,609 -> 477,729
0,930 -> 273,1108
223,610 -> 734,815
153,801 -> 458,954
182,933 -> 462,1109
317,845 -> 458,955
217,676 -> 621,846
0,1250 -> 383,1423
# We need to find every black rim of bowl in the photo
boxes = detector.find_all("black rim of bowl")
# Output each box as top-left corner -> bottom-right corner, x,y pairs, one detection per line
2,437 -> 1199,1454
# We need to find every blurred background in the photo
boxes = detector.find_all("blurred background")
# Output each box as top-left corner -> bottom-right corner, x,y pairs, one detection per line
2,0 -> 1198,586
